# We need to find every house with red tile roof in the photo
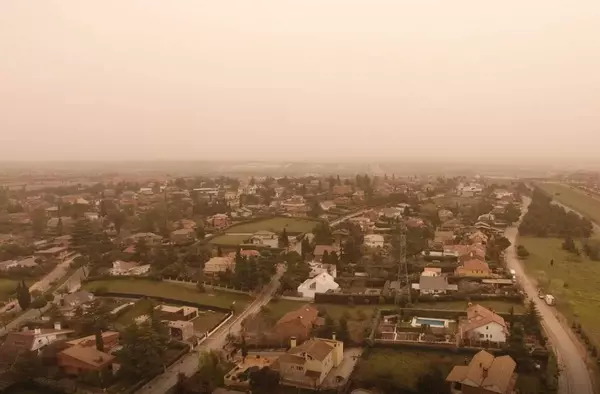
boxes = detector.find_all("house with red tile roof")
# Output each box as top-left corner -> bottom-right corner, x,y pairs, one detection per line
459,304 -> 509,344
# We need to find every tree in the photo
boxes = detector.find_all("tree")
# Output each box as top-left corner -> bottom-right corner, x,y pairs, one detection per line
30,297 -> 48,314
562,236 -> 577,253
134,238 -> 150,263
16,280 -> 31,310
416,367 -> 450,394
109,210 -> 127,235
249,367 -> 280,394
337,317 -> 350,344
95,329 -> 105,352
278,228 -> 290,248
118,321 -> 169,381
314,222 -> 333,245
190,350 -> 228,392
301,237 -> 312,259
240,336 -> 248,360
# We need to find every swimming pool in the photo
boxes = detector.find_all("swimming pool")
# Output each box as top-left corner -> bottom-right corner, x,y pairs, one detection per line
414,317 -> 446,327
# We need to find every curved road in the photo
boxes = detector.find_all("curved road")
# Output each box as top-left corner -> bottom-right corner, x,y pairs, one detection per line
504,197 -> 593,394
136,264 -> 285,394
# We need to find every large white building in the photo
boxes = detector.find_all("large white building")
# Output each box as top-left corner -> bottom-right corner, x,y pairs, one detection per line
297,272 -> 339,299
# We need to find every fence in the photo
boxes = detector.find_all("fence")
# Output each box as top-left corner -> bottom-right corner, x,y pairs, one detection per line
163,278 -> 252,295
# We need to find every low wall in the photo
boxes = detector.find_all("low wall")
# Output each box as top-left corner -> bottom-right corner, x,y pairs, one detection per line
164,278 -> 252,295
91,291 -> 232,313
315,292 -> 524,305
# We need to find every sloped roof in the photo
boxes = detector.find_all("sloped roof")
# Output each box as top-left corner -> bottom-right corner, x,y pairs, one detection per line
461,304 -> 507,333
288,338 -> 335,361
276,305 -> 319,328
60,345 -> 115,368
446,351 -> 516,393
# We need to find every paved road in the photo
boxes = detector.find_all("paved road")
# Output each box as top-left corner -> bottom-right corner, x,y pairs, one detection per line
0,254 -> 80,315
137,264 -> 286,394
0,261 -> 86,336
504,197 -> 593,394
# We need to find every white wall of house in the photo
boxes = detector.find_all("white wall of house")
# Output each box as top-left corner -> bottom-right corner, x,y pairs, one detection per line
468,322 -> 506,343
297,273 -> 339,299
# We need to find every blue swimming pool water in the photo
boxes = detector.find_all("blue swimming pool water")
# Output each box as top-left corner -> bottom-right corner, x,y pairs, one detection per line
415,318 -> 445,327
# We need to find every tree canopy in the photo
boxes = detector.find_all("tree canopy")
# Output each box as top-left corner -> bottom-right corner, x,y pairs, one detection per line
519,189 -> 593,238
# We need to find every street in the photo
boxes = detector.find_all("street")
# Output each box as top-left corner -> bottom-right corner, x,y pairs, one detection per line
504,197 -> 593,394
0,253 -> 81,315
136,264 -> 286,394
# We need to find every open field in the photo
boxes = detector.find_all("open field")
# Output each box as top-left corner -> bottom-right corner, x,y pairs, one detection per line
0,278 -> 18,301
518,236 -> 600,348
354,349 -> 466,391
536,182 -> 600,225
115,298 -> 153,326
208,234 -> 251,246
355,349 -> 544,393
83,279 -> 253,310
267,298 -> 525,320
414,300 -> 526,313
225,217 -> 320,234
192,310 -> 227,333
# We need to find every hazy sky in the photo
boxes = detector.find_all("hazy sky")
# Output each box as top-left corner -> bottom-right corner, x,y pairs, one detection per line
1,1 -> 599,163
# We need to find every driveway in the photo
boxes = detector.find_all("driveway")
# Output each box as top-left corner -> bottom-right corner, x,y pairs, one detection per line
504,198 -> 593,394
136,264 -> 286,394
321,348 -> 363,388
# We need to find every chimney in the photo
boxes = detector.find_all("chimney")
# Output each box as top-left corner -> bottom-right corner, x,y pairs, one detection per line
54,322 -> 61,330
290,336 -> 297,348
332,332 -> 336,341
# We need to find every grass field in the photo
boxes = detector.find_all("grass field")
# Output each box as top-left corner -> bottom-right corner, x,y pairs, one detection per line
114,298 -> 153,326
536,182 -> 600,225
83,279 -> 253,310
355,349 -> 544,393
0,278 -> 19,301
354,349 -> 465,391
208,234 -> 251,246
413,300 -> 526,313
225,217 -> 320,234
518,236 -> 600,348
192,310 -> 227,333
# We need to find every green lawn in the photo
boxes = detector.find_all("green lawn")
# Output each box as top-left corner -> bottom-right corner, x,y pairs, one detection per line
115,298 -> 153,326
208,234 -> 251,246
519,236 -> 600,348
0,278 -> 19,301
225,217 -> 320,234
192,310 -> 228,333
414,300 -> 526,313
354,349 -> 464,391
536,182 -> 600,225
83,279 -> 253,310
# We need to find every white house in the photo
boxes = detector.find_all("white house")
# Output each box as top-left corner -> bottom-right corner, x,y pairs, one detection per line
110,261 -> 150,276
459,304 -> 508,344
297,272 -> 339,299
250,231 -> 279,248
308,262 -> 337,278
364,234 -> 384,248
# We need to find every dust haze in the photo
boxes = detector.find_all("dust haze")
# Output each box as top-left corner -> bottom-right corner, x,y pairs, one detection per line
1,1 -> 599,164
